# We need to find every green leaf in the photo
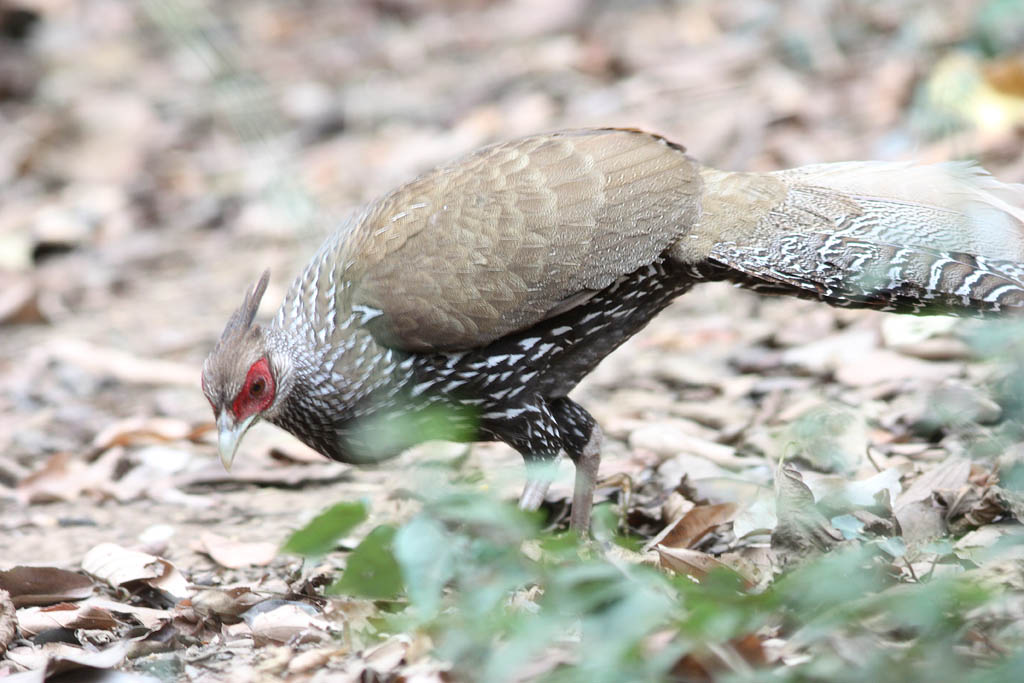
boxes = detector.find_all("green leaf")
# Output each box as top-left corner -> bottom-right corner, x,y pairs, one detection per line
876,535 -> 907,558
349,403 -> 479,460
831,513 -> 865,540
394,516 -> 454,618
329,525 -> 403,599
281,501 -> 367,557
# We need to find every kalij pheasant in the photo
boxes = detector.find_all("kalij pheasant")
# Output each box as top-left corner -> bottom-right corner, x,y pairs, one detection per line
202,128 -> 1024,532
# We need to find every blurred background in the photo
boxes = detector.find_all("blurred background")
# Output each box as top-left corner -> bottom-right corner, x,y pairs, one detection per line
1,0 -> 1023,555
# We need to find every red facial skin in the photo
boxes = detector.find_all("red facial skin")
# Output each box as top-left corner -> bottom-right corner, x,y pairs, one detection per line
230,357 -> 276,420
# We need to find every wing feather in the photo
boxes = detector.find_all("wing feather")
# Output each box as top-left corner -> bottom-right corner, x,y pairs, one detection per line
338,129 -> 702,351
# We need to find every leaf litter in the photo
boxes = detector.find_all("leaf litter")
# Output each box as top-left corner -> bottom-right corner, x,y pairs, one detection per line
2,0 -> 1024,680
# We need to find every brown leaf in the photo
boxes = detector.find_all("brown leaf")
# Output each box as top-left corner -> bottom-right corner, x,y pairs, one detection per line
81,543 -> 190,601
895,457 -> 970,512
940,485 -> 1004,535
629,423 -> 743,466
288,646 -> 347,674
86,597 -> 171,630
189,586 -> 264,622
364,635 -> 411,674
670,633 -> 768,681
772,465 -> 842,561
41,339 -> 196,387
0,272 -> 44,324
657,546 -> 742,583
983,53 -> 1024,96
90,416 -> 205,454
834,350 -> 962,387
16,602 -> 119,636
15,449 -> 126,504
247,603 -> 331,645
4,641 -> 130,678
656,503 -> 739,550
15,452 -> 90,504
199,532 -> 277,569
172,462 -> 350,488
0,566 -> 93,607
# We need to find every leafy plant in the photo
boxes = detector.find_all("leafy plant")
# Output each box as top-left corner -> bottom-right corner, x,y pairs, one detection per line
284,483 -> 1024,681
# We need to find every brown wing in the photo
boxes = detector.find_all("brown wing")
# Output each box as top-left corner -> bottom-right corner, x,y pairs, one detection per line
338,128 -> 702,351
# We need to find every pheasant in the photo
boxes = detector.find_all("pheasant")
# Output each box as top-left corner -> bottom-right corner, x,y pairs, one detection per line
202,128 -> 1024,533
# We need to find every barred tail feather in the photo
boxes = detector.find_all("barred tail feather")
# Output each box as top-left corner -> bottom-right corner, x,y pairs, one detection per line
705,160 -> 1024,317
711,233 -> 1024,316
771,160 -> 1024,260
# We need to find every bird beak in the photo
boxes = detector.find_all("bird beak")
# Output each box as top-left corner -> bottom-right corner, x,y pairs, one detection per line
217,412 -> 256,471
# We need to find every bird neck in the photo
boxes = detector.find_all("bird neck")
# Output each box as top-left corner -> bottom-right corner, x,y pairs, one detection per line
268,299 -> 414,408
262,310 -> 426,463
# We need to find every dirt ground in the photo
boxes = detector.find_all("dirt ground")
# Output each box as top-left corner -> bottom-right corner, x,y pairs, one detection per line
2,0 -> 1024,680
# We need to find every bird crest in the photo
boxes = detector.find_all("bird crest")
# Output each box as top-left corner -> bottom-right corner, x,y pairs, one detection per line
219,270 -> 270,343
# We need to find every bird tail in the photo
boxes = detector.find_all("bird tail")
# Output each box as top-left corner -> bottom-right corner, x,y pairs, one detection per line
699,161 -> 1024,315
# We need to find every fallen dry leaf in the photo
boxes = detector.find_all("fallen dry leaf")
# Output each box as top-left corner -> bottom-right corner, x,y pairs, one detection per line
994,486 -> 1024,523
802,467 -> 903,514
953,526 -> 1008,563
895,457 -> 971,512
16,601 -> 119,636
364,634 -> 412,674
834,349 -> 963,387
15,451 -> 117,504
630,423 -> 743,467
81,543 -> 190,601
172,462 -> 350,488
39,339 -> 197,387
894,499 -> 946,545
246,602 -> 332,645
189,586 -> 265,622
90,416 -> 207,454
657,545 -> 734,582
288,645 -> 347,673
731,493 -> 778,540
779,328 -> 878,376
941,486 -> 1005,535
671,632 -> 768,681
199,532 -> 277,569
3,641 -> 129,678
650,502 -> 739,551
772,465 -> 842,561
86,596 -> 171,630
0,272 -> 44,324
0,566 -> 93,607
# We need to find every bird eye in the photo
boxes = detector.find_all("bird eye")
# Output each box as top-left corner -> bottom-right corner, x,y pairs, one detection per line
250,376 -> 266,396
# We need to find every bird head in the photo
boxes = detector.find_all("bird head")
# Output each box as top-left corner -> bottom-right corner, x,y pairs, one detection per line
201,270 -> 281,471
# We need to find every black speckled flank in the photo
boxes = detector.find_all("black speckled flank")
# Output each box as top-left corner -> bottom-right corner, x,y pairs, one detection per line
401,258 -> 726,469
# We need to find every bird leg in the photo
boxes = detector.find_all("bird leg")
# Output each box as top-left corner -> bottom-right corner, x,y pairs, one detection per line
569,425 -> 603,534
517,455 -> 561,511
